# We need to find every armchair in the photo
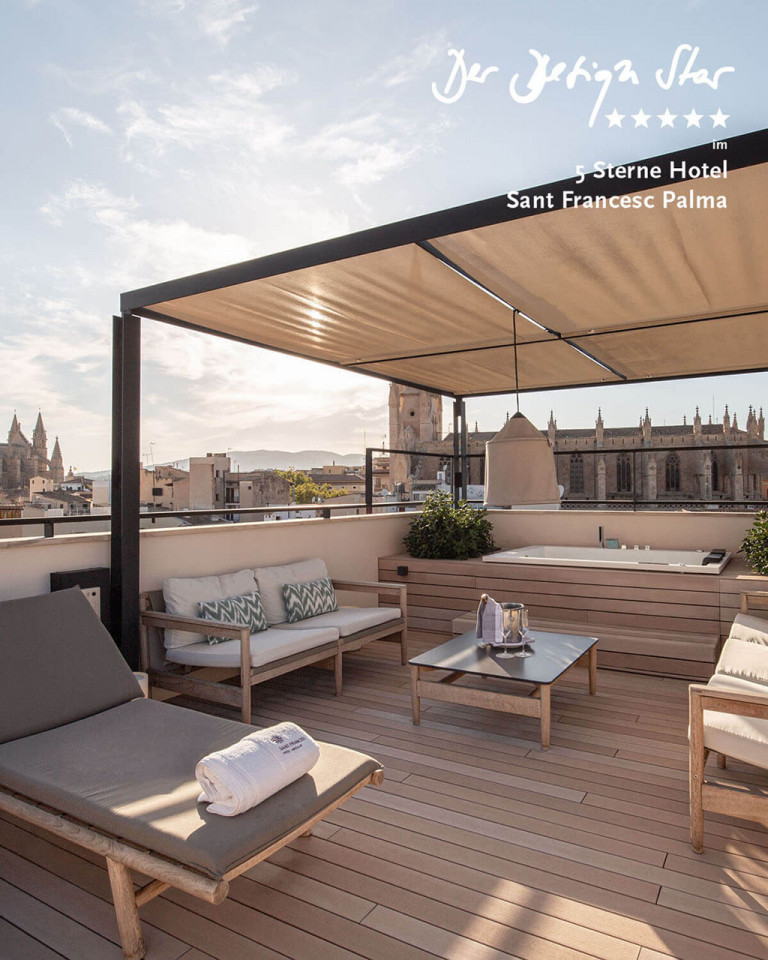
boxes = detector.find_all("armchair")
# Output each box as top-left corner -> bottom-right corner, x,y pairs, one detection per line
689,590 -> 768,852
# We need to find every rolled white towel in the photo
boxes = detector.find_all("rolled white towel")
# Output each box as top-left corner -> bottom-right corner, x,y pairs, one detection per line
196,722 -> 320,817
476,593 -> 503,644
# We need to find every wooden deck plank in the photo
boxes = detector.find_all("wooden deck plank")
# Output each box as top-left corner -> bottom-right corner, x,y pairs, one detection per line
0,917 -> 67,960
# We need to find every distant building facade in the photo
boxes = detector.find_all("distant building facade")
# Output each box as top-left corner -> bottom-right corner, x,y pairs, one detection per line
553,405 -> 768,504
387,385 -> 767,505
0,411 -> 64,497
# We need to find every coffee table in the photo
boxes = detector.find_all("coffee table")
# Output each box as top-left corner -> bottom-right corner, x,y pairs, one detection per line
409,629 -> 597,749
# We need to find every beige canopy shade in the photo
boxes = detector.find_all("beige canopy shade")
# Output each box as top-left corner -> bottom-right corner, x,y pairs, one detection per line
122,128 -> 768,400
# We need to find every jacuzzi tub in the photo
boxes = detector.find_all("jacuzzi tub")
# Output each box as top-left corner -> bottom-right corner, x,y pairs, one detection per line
482,545 -> 731,574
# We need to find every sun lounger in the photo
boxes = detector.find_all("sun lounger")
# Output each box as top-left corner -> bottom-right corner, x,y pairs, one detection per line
0,589 -> 383,960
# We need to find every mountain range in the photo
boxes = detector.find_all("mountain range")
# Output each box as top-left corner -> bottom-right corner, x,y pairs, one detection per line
83,449 -> 365,478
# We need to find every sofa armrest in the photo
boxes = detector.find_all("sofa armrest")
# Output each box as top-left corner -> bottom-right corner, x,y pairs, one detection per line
332,579 -> 406,612
332,578 -> 405,597
140,609 -> 250,642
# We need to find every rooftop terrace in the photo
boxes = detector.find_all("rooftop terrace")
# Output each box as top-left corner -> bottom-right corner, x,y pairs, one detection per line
2,629 -> 768,960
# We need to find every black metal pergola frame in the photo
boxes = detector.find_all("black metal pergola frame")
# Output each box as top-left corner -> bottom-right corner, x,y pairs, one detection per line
111,127 -> 768,666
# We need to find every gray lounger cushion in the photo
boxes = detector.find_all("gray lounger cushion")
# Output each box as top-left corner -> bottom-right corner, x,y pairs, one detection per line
0,589 -> 142,744
272,606 -> 401,637
0,698 -> 379,879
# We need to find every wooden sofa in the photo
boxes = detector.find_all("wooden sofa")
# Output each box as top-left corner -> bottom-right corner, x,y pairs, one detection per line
0,589 -> 384,960
140,559 -> 408,722
689,590 -> 768,851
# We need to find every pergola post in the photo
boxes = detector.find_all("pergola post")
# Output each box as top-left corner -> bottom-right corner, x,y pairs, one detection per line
110,312 -> 141,668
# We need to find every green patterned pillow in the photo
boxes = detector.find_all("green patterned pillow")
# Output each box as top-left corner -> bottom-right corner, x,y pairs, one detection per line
283,577 -> 339,623
198,591 -> 268,644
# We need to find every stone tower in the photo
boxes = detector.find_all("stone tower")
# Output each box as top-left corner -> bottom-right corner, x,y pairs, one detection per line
32,412 -> 47,463
50,436 -> 64,485
388,384 -> 443,492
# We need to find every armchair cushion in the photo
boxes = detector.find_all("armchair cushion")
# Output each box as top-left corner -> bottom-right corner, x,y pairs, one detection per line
729,612 -> 768,645
253,558 -> 329,624
273,605 -> 401,637
701,675 -> 768,767
163,569 -> 256,648
283,577 -> 338,623
716,635 -> 768,687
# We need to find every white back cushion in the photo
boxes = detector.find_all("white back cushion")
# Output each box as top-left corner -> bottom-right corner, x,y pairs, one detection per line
163,569 -> 256,648
715,635 -> 768,688
253,559 -> 329,624
729,612 -> 768,644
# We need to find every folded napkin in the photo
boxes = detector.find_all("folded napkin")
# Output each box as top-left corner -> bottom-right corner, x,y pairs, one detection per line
476,594 -> 503,645
196,722 -> 320,817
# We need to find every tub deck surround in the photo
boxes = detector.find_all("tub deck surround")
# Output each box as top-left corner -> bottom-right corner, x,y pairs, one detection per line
380,555 -> 768,680
484,545 -> 732,575
2,633 -> 768,960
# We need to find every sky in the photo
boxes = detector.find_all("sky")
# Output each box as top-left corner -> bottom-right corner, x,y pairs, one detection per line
1,0 -> 766,471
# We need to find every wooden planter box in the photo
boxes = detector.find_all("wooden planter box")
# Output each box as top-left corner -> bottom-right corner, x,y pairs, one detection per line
378,553 -> 768,680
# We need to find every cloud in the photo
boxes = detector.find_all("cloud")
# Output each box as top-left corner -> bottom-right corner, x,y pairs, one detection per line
136,0 -> 258,47
50,107 -> 112,147
38,179 -> 256,288
118,67 -> 294,163
308,113 -> 422,186
0,296 -> 112,468
39,181 -> 138,228
141,322 -> 388,462
367,31 -> 450,88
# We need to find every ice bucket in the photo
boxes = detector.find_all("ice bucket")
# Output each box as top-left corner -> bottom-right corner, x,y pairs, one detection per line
500,602 -> 525,644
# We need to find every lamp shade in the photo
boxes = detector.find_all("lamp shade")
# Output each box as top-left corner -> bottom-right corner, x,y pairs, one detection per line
484,412 -> 561,508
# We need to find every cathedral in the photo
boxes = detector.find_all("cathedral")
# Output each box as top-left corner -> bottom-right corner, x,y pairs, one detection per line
388,385 -> 768,505
0,411 -> 64,497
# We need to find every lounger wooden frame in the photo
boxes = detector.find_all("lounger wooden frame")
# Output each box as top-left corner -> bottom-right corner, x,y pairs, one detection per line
139,579 -> 408,723
0,767 -> 384,960
689,590 -> 768,852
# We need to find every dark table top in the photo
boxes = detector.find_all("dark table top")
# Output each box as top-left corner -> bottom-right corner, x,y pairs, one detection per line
410,629 -> 598,686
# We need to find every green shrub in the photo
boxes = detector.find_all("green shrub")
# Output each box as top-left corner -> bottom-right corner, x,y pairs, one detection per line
741,511 -> 768,576
404,491 -> 496,560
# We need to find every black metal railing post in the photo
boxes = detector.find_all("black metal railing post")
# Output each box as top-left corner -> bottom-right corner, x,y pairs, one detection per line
365,446 -> 373,515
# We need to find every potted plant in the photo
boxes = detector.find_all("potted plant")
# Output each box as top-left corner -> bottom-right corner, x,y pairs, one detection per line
404,491 -> 496,560
741,511 -> 768,576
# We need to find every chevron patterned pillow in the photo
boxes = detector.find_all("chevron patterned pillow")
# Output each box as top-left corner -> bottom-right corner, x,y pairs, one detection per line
198,591 -> 268,644
283,577 -> 339,623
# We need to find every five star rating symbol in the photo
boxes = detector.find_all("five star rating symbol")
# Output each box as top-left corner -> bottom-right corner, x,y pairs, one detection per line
683,108 -> 703,128
657,108 -> 677,128
605,107 -> 729,129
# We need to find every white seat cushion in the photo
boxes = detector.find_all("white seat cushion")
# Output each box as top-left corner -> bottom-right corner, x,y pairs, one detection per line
702,674 -> 768,768
162,569 -> 257,649
165,626 -> 338,669
272,606 -> 401,637
253,559 -> 329,624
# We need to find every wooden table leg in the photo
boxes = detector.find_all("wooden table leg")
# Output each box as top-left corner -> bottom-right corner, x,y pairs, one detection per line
539,685 -> 551,750
411,665 -> 420,725
588,645 -> 597,695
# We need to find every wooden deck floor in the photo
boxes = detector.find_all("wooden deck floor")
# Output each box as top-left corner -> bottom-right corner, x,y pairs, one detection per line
2,631 -> 768,960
